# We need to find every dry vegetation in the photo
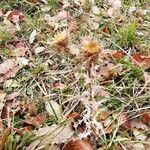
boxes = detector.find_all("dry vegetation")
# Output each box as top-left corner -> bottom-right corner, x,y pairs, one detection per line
0,0 -> 150,150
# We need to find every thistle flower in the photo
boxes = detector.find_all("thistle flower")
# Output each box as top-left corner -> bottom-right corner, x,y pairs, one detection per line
53,30 -> 68,50
82,37 -> 101,54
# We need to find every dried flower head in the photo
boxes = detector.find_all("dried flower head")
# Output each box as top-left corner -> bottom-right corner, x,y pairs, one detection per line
82,37 -> 101,54
53,30 -> 68,50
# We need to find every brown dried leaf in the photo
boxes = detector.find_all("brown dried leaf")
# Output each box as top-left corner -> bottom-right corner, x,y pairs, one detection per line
0,127 -> 11,150
2,66 -> 20,80
67,112 -> 81,119
1,105 -> 10,119
103,27 -> 111,35
141,112 -> 150,124
24,114 -> 46,127
63,139 -> 92,150
112,51 -> 125,60
7,10 -> 25,24
27,102 -> 37,116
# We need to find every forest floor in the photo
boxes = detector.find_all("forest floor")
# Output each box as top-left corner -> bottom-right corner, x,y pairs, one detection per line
0,0 -> 150,150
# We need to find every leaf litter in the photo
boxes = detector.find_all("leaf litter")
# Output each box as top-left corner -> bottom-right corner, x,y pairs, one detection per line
0,0 -> 150,149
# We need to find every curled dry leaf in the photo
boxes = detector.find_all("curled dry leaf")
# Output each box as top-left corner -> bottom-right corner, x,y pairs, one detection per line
7,10 -> 25,24
63,139 -> 92,150
102,27 -> 111,35
141,112 -> 150,124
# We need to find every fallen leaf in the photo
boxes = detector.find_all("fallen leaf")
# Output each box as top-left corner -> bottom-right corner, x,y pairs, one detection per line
103,27 -> 111,35
0,92 -> 6,101
123,142 -> 145,150
26,140 -> 41,150
36,123 -> 73,144
13,41 -> 27,56
0,66 -> 21,83
45,100 -> 61,117
29,30 -> 37,44
67,112 -> 81,119
34,46 -> 45,54
141,112 -> 150,124
0,127 -> 11,150
26,102 -> 37,116
63,139 -> 92,150
0,59 -> 16,75
16,57 -> 28,67
132,53 -> 150,67
112,51 -> 125,60
24,114 -> 46,127
1,106 -> 10,119
7,10 -> 25,24
133,53 -> 144,63
7,92 -> 20,101
121,119 -> 137,130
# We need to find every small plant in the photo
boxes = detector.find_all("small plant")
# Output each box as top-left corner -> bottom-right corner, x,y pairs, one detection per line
48,0 -> 58,12
0,27 -> 12,44
116,22 -> 138,47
